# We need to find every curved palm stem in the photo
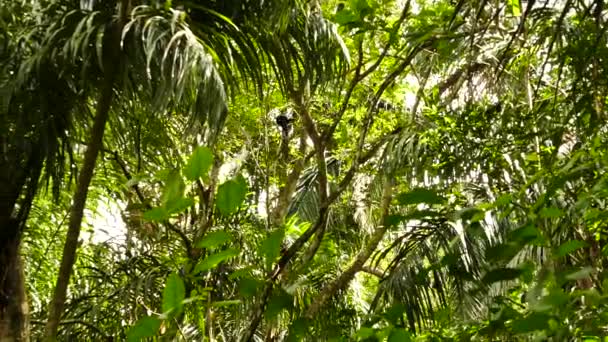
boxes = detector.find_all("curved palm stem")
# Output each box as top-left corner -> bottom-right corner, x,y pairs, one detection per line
44,1 -> 130,339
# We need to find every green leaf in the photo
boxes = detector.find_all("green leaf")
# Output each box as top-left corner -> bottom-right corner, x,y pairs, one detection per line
161,170 -> 185,206
260,228 -> 285,270
565,267 -> 593,281
126,316 -> 161,341
495,194 -> 512,206
508,0 -> 521,16
216,175 -> 248,216
511,313 -> 550,333
165,197 -> 194,215
265,289 -> 293,320
239,277 -> 262,298
335,9 -> 359,25
288,318 -> 309,340
388,328 -> 412,342
194,248 -> 240,273
397,188 -> 446,206
184,146 -> 214,181
196,231 -> 233,249
383,303 -> 406,325
555,240 -> 588,257
485,243 -> 521,263
539,206 -> 562,219
482,268 -> 522,284
355,327 -> 376,340
162,273 -> 185,317
142,207 -> 169,222
509,224 -> 541,243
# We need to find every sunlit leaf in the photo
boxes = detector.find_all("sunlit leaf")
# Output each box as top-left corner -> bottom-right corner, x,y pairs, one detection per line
508,0 -> 521,16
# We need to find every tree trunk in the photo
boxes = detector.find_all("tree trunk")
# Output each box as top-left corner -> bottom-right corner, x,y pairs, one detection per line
0,151 -> 30,341
44,2 -> 129,338
0,222 -> 29,342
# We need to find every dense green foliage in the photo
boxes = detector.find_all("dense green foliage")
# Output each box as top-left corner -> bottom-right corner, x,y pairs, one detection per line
2,0 -> 608,340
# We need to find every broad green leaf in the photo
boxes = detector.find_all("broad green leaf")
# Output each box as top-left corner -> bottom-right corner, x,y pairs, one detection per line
260,228 -> 285,270
485,243 -> 521,263
397,188 -> 446,206
533,289 -> 569,311
555,240 -> 588,257
383,303 -> 406,325
539,206 -> 562,219
511,313 -> 551,333
194,248 -> 240,273
288,318 -> 309,340
216,175 -> 248,216
238,277 -> 262,298
352,0 -> 372,14
482,268 -> 522,284
355,327 -> 376,340
162,273 -> 185,316
335,9 -> 359,25
265,289 -> 293,320
142,207 -> 168,222
388,328 -> 412,342
508,224 -> 545,246
196,231 -> 233,249
495,193 -> 512,206
184,146 -> 214,181
565,267 -> 593,281
126,316 -> 161,341
165,197 -> 194,215
161,170 -> 185,206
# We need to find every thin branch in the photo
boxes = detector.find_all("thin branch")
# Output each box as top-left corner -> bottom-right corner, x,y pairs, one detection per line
324,1 -> 411,142
305,178 -> 393,318
361,266 -> 385,278
110,150 -> 193,258
32,319 -> 107,338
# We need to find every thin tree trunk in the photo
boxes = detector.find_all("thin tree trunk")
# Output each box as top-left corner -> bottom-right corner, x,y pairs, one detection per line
43,76 -> 114,340
44,2 -> 129,338
305,179 -> 393,318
